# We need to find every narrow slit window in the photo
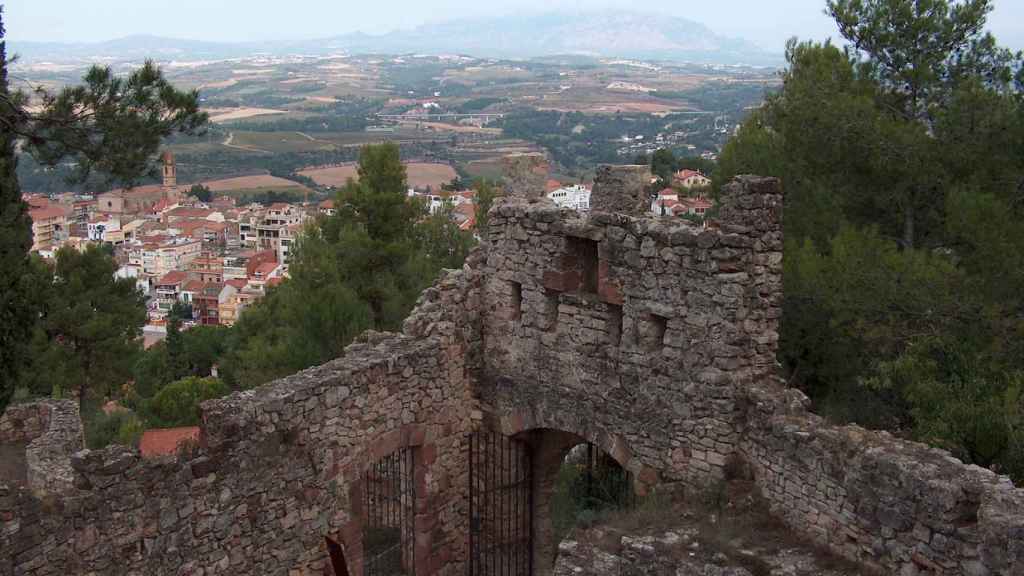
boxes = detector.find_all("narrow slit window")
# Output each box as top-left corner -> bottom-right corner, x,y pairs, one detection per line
607,304 -> 623,346
567,237 -> 599,294
544,289 -> 559,331
510,281 -> 522,322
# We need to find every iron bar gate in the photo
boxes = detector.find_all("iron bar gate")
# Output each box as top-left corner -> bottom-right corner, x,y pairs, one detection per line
581,443 -> 635,511
363,447 -> 416,576
468,432 -> 533,576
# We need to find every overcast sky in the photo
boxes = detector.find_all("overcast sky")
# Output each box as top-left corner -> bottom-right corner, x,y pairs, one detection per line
4,0 -> 1023,52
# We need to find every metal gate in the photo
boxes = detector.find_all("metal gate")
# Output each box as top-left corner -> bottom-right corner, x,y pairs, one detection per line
468,432 -> 533,576
363,447 -> 416,576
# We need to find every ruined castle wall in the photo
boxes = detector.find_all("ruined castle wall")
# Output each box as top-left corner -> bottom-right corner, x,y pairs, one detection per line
1,267 -> 483,576
741,383 -> 1024,576
479,176 -> 784,489
0,400 -> 83,494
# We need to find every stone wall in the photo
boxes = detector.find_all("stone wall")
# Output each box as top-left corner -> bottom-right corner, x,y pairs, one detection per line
589,164 -> 652,216
0,400 -> 82,494
501,153 -> 550,200
1,266 -> 483,576
742,383 -> 1024,576
479,175 -> 783,490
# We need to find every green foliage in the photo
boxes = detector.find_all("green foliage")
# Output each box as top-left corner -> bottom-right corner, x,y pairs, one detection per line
189,184 -> 212,202
0,15 -> 206,411
474,179 -> 497,237
85,409 -> 145,450
222,143 -> 471,387
19,246 -> 146,412
457,97 -> 504,113
146,376 -> 229,428
866,339 -> 1024,471
650,148 -> 676,182
22,61 -> 207,189
0,9 -> 34,411
715,0 -> 1024,480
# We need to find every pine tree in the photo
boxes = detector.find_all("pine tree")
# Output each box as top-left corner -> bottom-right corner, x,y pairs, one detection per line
0,8 -> 35,409
0,9 -> 206,410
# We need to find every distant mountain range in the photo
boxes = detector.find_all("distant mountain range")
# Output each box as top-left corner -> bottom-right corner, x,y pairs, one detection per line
11,11 -> 779,66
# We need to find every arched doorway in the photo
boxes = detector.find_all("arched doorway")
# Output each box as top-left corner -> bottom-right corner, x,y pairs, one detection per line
466,428 -> 638,576
362,445 -> 417,575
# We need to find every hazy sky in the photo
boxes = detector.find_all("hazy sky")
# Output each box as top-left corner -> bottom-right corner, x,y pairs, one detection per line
4,0 -> 1023,52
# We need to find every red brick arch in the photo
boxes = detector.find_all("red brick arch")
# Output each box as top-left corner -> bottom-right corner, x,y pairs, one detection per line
324,424 -> 438,576
496,409 -> 659,493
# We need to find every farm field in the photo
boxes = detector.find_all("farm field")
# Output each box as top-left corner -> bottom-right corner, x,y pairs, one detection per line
208,108 -> 289,123
299,162 -> 457,189
203,174 -> 308,192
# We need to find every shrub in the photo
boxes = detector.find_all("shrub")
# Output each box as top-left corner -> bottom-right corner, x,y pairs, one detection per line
85,410 -> 144,449
146,376 -> 229,428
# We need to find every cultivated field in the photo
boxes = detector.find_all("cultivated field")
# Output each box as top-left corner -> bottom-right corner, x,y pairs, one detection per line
203,175 -> 307,191
299,163 -> 457,189
208,108 -> 289,123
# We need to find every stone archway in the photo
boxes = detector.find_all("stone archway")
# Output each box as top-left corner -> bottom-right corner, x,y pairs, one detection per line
325,425 -> 435,576
490,411 -> 657,575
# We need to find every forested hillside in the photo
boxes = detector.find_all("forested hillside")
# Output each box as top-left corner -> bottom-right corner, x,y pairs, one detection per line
715,0 -> 1024,480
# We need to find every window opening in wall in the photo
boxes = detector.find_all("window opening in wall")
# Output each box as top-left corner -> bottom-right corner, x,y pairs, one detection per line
567,237 -> 599,294
646,313 -> 668,351
544,289 -> 560,331
363,447 -> 416,576
607,304 -> 623,346
510,281 -> 523,322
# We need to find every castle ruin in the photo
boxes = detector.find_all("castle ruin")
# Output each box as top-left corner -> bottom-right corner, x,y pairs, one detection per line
2,161 -> 1023,576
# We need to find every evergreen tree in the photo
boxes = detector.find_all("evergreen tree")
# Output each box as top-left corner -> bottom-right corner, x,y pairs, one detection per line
0,8 -> 34,409
716,0 -> 1024,479
223,143 -> 471,388
649,148 -> 677,183
31,246 -> 146,412
474,179 -> 497,239
0,9 -> 205,411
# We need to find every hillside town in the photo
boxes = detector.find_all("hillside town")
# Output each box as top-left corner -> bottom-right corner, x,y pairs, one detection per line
24,152 -> 498,346
26,152 -> 715,349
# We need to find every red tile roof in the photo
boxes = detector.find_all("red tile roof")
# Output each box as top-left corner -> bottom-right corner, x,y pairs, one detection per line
226,278 -> 248,290
139,427 -> 200,458
182,280 -> 205,292
545,179 -> 562,193
156,271 -> 188,286
253,262 -> 278,277
166,207 -> 214,219
29,205 -> 67,221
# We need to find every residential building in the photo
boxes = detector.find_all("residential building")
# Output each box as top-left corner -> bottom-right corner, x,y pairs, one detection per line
547,184 -> 591,212
673,169 -> 711,189
141,239 -> 202,278
190,253 -> 224,283
319,199 -> 336,217
28,204 -> 69,252
153,271 -> 189,318
194,283 -> 237,326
